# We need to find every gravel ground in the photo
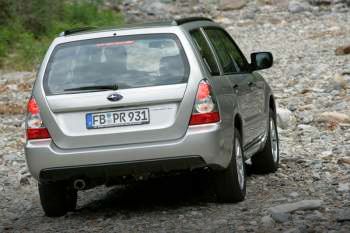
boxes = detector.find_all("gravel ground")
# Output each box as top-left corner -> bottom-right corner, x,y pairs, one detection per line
1,2 -> 350,232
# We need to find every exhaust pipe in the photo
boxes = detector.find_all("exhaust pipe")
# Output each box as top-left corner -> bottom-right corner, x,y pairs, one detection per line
73,179 -> 86,190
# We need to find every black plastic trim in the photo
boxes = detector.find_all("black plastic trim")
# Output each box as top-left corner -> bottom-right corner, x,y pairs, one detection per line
60,26 -> 97,36
175,17 -> 213,25
39,156 -> 206,183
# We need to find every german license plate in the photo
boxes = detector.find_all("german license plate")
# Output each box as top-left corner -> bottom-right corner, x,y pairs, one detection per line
86,108 -> 150,129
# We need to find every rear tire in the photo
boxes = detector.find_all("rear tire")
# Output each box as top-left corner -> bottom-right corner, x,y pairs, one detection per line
65,189 -> 78,212
251,109 -> 279,174
38,182 -> 77,217
214,128 -> 246,203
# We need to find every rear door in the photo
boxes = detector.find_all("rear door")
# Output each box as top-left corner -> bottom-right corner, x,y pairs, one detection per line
188,28 -> 236,156
41,33 -> 193,149
203,27 -> 261,145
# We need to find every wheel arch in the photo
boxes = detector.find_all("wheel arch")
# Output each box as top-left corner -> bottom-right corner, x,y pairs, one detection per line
234,113 -> 243,141
269,95 -> 276,118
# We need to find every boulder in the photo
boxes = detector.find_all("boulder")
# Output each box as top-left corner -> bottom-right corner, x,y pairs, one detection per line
277,108 -> 294,129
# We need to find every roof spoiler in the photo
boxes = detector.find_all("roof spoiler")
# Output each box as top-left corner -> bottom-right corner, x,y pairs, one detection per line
59,26 -> 97,36
173,17 -> 213,25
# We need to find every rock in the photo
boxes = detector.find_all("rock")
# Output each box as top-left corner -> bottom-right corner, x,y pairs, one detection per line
140,0 -> 170,16
214,15 -> 233,25
335,45 -> 350,55
289,192 -> 299,198
18,168 -> 31,185
3,154 -> 17,161
271,212 -> 291,223
19,173 -> 31,185
297,124 -> 320,139
337,157 -> 350,165
288,1 -> 310,13
287,103 -> 298,111
333,2 -> 349,12
317,112 -> 350,124
277,108 -> 294,129
283,228 -> 301,233
258,0 -> 289,7
336,208 -> 350,222
332,74 -> 348,90
312,172 -> 321,181
297,111 -> 313,124
219,0 -> 247,11
337,183 -> 349,192
333,101 -> 347,111
7,84 -> 18,91
261,215 -> 274,226
305,210 -> 326,221
249,220 -> 257,225
308,0 -> 332,6
213,219 -> 228,225
268,200 -> 323,214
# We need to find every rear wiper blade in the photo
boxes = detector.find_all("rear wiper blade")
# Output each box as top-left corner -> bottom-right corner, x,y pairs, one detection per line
64,84 -> 118,92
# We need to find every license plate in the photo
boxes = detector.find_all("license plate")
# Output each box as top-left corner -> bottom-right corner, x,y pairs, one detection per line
86,108 -> 150,129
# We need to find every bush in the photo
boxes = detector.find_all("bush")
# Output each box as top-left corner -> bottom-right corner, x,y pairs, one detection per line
0,0 -> 123,70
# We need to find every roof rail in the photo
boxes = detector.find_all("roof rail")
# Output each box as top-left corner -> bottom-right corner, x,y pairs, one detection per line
174,17 -> 213,25
59,26 -> 97,36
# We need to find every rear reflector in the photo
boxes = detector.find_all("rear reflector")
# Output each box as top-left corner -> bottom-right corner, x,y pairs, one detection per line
27,128 -> 51,140
189,112 -> 220,125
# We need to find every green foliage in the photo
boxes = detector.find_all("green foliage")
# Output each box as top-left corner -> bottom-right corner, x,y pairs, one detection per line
0,0 -> 123,70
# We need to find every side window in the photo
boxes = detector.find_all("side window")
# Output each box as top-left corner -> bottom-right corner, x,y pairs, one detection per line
205,28 -> 249,74
190,29 -> 220,76
205,29 -> 237,74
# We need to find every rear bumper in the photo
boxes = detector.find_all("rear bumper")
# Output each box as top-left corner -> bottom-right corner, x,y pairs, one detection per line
25,123 -> 230,181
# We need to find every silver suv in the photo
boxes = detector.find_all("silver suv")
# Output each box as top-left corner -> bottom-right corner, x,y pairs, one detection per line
25,17 -> 279,217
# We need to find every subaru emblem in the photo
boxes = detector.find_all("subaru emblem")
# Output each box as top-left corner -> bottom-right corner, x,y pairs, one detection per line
107,93 -> 123,102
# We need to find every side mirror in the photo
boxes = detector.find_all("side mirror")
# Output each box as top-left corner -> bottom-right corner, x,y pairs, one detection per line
250,52 -> 273,71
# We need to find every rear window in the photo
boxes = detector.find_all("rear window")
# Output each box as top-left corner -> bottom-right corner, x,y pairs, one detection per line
44,34 -> 189,95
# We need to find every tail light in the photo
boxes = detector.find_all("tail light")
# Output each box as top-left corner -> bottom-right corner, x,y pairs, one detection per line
189,80 -> 220,125
26,97 -> 51,140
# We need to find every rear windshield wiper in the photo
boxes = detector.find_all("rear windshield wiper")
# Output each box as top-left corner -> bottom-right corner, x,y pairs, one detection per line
64,84 -> 118,92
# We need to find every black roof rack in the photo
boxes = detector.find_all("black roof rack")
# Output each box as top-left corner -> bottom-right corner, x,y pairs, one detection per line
59,17 -> 214,37
174,17 -> 213,25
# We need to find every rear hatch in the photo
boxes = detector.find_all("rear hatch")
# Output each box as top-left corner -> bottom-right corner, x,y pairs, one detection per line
42,33 -> 192,149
